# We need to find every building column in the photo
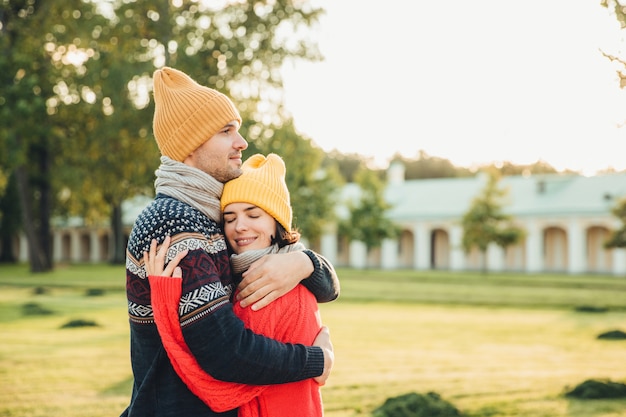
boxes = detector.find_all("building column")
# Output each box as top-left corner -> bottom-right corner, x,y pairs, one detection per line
70,230 -> 81,263
613,248 -> 626,276
449,225 -> 464,271
525,219 -> 542,272
90,230 -> 101,263
52,230 -> 63,263
413,223 -> 429,270
349,240 -> 367,269
567,218 -> 585,274
487,243 -> 505,272
381,238 -> 398,269
19,233 -> 28,263
320,231 -> 338,266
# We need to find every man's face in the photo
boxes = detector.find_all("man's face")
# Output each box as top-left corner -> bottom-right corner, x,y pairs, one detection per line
185,120 -> 248,183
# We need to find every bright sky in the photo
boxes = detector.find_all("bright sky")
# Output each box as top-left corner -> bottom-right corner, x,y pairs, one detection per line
281,0 -> 626,175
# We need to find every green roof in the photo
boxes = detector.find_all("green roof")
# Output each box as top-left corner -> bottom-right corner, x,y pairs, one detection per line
373,172 -> 626,221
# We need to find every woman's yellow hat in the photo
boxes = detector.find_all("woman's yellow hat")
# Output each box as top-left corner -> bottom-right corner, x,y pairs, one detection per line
221,153 -> 292,232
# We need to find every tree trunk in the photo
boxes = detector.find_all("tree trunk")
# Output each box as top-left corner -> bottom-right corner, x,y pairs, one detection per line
110,203 -> 126,264
481,249 -> 489,275
0,174 -> 20,263
37,142 -> 53,267
14,165 -> 51,272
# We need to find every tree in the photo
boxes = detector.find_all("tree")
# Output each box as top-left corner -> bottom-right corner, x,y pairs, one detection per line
601,1 -> 626,89
324,150 -> 378,183
394,150 -> 469,179
605,197 -> 626,249
339,166 -> 399,257
0,0 -> 90,271
246,119 -> 341,244
461,169 -> 525,273
1,0 -> 325,268
66,0 -> 324,263
53,25 -> 159,263
0,174 -> 20,262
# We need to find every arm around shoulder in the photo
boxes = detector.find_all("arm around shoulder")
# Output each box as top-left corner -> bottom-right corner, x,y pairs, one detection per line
301,249 -> 340,303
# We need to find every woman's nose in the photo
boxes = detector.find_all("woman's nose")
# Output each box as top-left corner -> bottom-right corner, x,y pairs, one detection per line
234,218 -> 248,231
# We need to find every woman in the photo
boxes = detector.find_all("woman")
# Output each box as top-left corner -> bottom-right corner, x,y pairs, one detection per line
146,153 -> 336,416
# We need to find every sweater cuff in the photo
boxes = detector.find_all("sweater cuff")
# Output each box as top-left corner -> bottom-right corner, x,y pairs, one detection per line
148,275 -> 183,299
302,249 -> 321,279
305,346 -> 325,378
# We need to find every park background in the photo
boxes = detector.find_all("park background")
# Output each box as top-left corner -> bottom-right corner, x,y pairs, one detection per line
1,1 -> 626,416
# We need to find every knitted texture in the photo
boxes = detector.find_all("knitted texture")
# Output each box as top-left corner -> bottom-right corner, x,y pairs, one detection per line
149,275 -> 323,417
123,193 -> 325,417
148,237 -> 321,416
221,153 -> 292,232
152,66 -> 242,161
154,156 -> 223,222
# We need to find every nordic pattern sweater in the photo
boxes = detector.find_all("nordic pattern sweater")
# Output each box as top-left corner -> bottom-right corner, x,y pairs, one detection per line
121,195 -> 325,417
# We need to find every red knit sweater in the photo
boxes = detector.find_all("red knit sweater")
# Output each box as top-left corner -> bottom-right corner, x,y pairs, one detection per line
149,275 -> 323,417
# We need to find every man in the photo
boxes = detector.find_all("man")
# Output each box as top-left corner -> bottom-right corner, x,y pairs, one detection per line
121,67 -> 337,417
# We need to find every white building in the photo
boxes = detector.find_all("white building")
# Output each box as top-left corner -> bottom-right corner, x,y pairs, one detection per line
319,164 -> 626,276
17,167 -> 626,276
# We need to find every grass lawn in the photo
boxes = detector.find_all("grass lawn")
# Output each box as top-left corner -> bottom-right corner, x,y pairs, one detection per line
0,264 -> 625,416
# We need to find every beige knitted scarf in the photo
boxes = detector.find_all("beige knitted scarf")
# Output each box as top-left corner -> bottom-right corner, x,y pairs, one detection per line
154,156 -> 223,222
230,242 -> 306,274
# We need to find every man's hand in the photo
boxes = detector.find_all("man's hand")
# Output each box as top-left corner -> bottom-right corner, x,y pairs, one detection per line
313,326 -> 334,386
237,251 -> 314,311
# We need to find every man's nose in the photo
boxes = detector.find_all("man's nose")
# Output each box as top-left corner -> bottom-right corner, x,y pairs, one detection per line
234,133 -> 247,150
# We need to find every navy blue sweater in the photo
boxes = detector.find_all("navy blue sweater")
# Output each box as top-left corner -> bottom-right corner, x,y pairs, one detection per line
120,195 -> 338,417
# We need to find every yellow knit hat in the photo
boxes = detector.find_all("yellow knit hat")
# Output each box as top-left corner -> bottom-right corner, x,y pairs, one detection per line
221,153 -> 292,232
152,67 -> 242,162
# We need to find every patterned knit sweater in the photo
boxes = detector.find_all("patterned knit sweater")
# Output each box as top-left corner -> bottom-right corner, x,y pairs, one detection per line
121,195 -> 330,417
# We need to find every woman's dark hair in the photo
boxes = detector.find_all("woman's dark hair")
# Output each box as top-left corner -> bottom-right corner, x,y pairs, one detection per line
272,222 -> 300,248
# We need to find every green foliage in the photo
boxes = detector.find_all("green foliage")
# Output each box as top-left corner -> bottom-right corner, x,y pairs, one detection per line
325,150 -> 378,182
60,318 -> 99,328
394,150 -> 471,179
339,167 -> 400,251
372,392 -> 461,417
574,305 -> 609,313
596,329 -> 626,340
0,0 -> 324,268
85,288 -> 105,297
245,119 -> 341,241
565,379 -> 626,399
0,1 -> 83,271
21,302 -> 54,316
461,170 -> 525,271
605,197 -> 626,249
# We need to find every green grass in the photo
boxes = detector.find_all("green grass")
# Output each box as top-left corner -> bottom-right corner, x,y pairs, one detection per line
0,263 -> 625,416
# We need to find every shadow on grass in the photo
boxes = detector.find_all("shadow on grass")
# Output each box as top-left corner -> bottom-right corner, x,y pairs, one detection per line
22,302 -> 54,316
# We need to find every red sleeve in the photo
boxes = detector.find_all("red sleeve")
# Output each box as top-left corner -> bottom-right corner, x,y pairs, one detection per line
149,275 -> 266,413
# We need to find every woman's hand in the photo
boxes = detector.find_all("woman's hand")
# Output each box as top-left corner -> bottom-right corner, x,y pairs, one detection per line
143,236 -> 188,278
